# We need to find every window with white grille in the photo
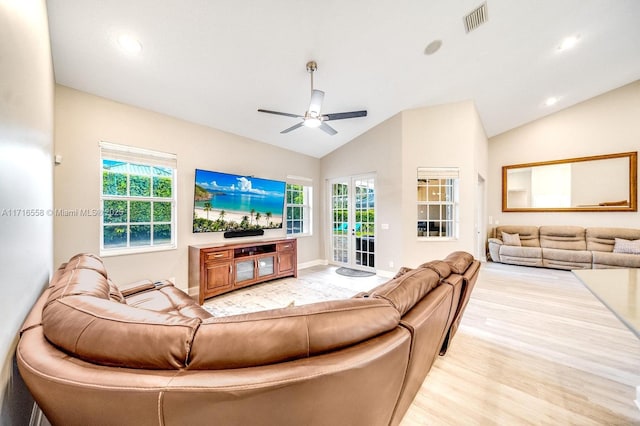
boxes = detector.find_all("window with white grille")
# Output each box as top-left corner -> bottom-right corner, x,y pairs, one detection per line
100,142 -> 177,255
417,167 -> 459,239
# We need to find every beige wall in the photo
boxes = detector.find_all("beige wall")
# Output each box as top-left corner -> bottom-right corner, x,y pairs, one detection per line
401,101 -> 488,266
489,80 -> 640,228
54,86 -> 321,289
0,0 -> 54,422
321,101 -> 488,272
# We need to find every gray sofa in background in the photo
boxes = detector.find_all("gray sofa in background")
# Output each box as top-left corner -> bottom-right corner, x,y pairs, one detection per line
488,225 -> 640,270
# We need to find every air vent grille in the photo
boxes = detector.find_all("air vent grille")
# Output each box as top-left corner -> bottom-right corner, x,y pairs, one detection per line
464,2 -> 488,33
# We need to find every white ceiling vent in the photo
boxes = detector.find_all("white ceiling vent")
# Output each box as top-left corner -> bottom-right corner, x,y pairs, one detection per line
463,2 -> 488,33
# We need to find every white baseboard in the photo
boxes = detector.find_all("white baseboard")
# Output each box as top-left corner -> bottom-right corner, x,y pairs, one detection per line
297,259 -> 328,270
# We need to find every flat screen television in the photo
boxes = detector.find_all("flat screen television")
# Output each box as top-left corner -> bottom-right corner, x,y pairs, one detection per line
193,169 -> 286,233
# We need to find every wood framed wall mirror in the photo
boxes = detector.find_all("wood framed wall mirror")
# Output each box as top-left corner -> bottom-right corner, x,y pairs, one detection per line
502,151 -> 637,212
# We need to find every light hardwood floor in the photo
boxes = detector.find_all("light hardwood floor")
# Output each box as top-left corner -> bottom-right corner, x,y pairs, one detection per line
205,262 -> 640,425
401,262 -> 640,426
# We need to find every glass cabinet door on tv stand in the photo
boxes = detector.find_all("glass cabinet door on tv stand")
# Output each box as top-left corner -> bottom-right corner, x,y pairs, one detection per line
235,259 -> 255,284
235,254 -> 276,285
257,255 -> 275,278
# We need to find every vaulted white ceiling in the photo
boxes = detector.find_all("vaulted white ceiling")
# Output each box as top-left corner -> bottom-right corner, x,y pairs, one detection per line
47,0 -> 640,158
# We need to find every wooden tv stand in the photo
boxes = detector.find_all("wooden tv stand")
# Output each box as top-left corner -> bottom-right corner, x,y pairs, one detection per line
188,238 -> 297,304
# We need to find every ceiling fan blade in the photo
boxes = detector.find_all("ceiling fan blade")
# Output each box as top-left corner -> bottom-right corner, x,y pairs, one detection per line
323,110 -> 368,121
258,109 -> 303,119
280,122 -> 305,134
319,122 -> 337,136
308,90 -> 324,115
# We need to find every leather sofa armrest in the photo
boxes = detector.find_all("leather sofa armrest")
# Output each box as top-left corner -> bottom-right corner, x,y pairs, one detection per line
120,279 -> 156,297
153,279 -> 175,289
488,238 -> 503,245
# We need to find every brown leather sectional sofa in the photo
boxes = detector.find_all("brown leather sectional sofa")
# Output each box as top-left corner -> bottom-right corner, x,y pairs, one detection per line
488,225 -> 640,269
17,252 -> 480,426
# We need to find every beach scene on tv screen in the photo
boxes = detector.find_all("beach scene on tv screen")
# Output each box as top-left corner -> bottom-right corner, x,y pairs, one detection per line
193,169 -> 285,233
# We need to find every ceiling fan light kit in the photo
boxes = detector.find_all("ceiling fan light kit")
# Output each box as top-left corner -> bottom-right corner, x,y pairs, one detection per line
258,60 -> 367,135
303,117 -> 322,128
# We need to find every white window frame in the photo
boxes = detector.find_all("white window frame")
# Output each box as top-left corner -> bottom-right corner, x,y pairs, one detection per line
417,167 -> 459,240
285,176 -> 313,237
99,142 -> 178,256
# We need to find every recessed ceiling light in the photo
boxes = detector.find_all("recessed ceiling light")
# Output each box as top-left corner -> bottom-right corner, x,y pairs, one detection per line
557,35 -> 580,52
545,96 -> 559,106
117,33 -> 142,55
424,39 -> 443,55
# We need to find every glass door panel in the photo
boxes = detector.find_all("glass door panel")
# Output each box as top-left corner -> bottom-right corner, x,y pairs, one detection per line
329,175 -> 375,271
331,180 -> 350,264
235,259 -> 255,283
354,177 -> 375,268
257,255 -> 275,277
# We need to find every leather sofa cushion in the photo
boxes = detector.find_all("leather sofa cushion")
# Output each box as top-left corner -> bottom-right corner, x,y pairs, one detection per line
369,268 -> 441,316
418,260 -> 451,278
188,298 -> 399,369
164,328 -> 412,426
444,251 -> 474,274
42,254 -> 207,369
587,227 -> 640,252
66,253 -> 108,277
126,284 -> 212,320
393,266 -> 414,278
46,253 -> 112,305
540,226 -> 587,250
43,295 -> 200,369
47,268 -> 112,304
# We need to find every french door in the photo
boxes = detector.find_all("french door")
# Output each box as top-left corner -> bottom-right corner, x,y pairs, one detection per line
329,174 -> 376,271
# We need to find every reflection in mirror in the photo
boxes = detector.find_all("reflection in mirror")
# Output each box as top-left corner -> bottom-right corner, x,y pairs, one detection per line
502,152 -> 637,212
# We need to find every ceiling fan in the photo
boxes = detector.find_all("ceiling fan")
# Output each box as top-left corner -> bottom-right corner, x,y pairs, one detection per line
258,61 -> 367,136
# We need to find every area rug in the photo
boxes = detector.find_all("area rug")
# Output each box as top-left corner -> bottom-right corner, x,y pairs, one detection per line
203,265 -> 386,317
336,267 -> 375,277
